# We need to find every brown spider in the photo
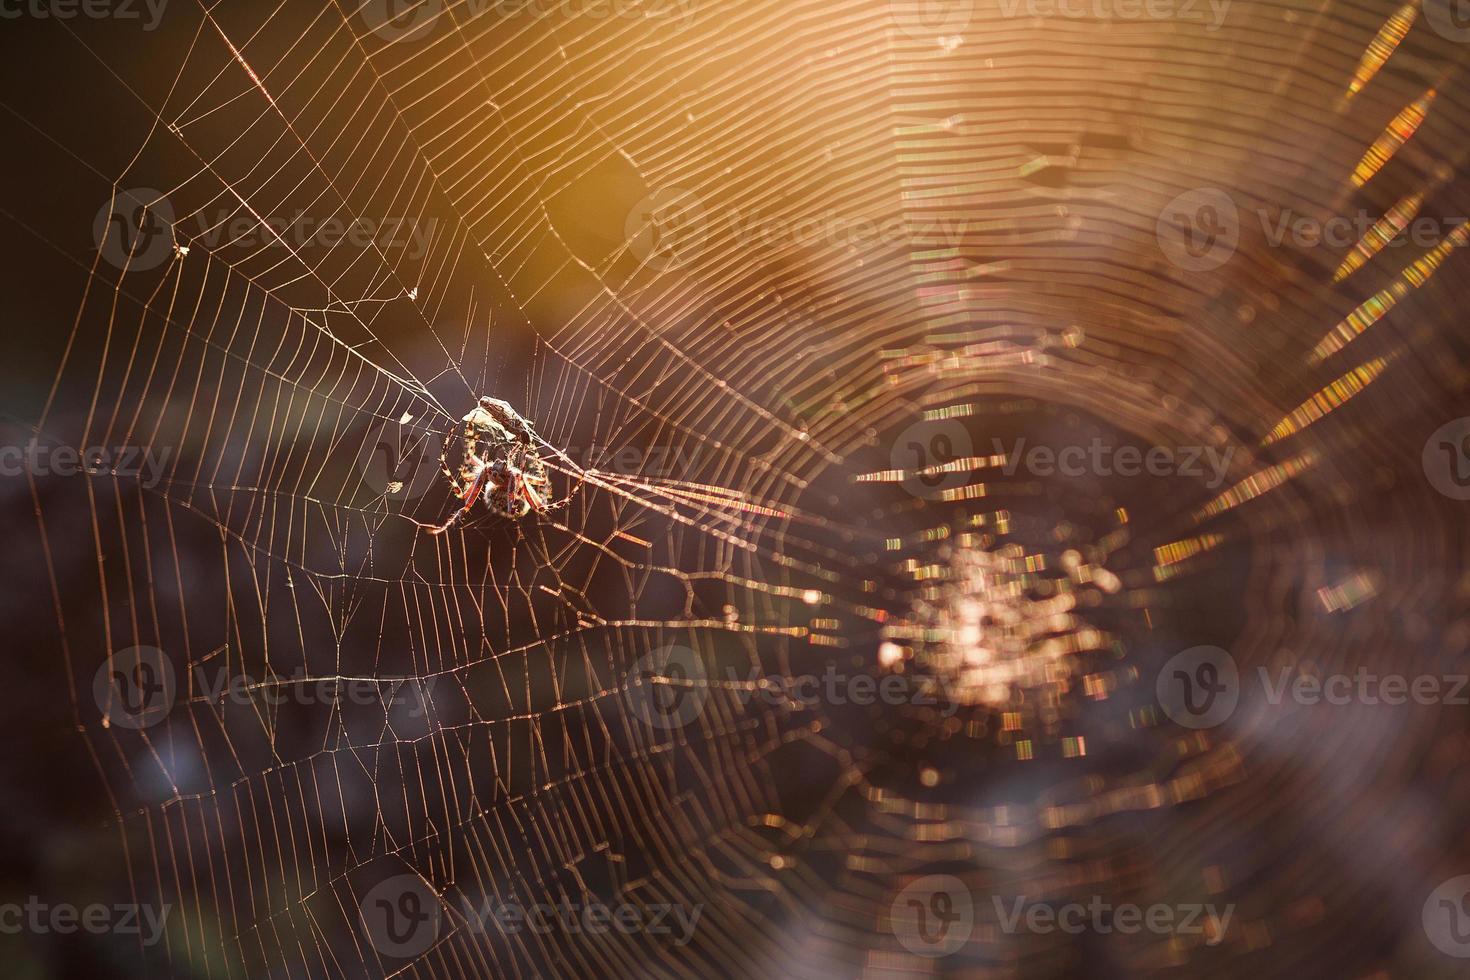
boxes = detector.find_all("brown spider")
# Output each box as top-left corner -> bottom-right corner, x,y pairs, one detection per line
427,396 -> 552,535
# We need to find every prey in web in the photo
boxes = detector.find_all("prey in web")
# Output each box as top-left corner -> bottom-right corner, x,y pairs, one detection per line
427,396 -> 554,535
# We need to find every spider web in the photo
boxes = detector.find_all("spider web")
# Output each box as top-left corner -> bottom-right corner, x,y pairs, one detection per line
26,0 -> 1470,976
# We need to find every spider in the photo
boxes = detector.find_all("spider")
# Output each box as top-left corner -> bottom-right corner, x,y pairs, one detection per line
427,396 -> 552,535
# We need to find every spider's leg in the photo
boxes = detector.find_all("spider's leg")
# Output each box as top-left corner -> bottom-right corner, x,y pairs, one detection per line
427,463 -> 491,535
520,476 -> 547,513
426,508 -> 467,536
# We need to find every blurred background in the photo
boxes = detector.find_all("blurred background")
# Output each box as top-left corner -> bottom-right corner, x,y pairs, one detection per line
2,0 -> 1470,976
